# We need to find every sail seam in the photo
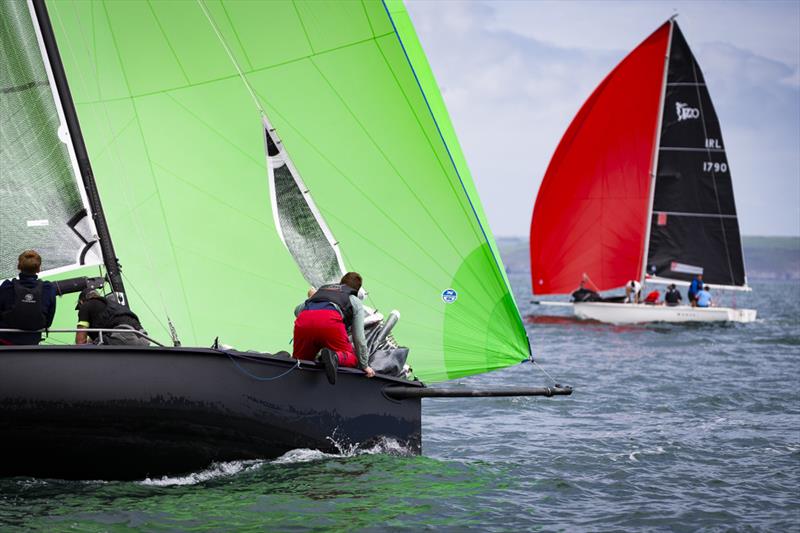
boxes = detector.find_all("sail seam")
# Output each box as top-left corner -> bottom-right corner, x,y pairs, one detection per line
379,1 -> 516,308
654,211 -> 737,219
219,2 -> 254,71
289,0 -> 316,56
55,0 -> 177,332
0,80 -> 49,93
659,147 -> 724,153
300,58 -> 498,304
690,49 -> 738,286
66,32 -> 395,107
95,0 -> 198,340
146,0 -> 191,85
247,83 -> 478,293
359,0 -> 376,38
365,42 -> 502,295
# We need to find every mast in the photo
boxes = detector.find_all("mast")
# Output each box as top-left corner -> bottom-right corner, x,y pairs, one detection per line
29,0 -> 128,306
639,17 -> 675,286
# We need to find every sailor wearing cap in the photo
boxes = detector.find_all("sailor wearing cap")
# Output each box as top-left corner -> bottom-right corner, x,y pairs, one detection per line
75,288 -> 149,346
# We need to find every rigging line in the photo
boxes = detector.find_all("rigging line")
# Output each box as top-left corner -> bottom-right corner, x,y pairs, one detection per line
253,87 -> 471,289
380,1 -> 524,333
197,0 -> 347,290
119,270 -> 172,338
223,352 -> 301,382
195,0 -> 265,117
530,358 -> 559,386
176,6 -> 472,292
57,1 -> 178,338
690,56 -> 737,286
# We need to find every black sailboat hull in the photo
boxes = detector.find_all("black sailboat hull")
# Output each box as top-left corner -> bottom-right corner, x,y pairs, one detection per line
0,346 -> 421,480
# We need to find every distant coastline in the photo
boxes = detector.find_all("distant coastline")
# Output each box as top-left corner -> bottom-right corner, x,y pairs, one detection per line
497,236 -> 800,281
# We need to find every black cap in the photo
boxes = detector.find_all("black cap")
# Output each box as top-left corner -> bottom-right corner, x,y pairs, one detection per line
75,288 -> 98,310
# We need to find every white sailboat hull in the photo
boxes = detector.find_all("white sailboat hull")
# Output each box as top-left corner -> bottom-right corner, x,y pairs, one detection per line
572,302 -> 757,324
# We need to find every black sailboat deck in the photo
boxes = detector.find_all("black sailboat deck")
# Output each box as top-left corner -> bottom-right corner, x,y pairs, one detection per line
0,345 -> 423,480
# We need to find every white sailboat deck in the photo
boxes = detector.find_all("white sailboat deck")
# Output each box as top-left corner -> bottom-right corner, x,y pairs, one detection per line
538,301 -> 756,324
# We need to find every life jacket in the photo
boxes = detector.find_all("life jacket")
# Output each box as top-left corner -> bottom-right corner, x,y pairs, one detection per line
305,284 -> 357,326
91,296 -> 142,330
1,279 -> 46,330
665,289 -> 681,304
571,288 -> 601,302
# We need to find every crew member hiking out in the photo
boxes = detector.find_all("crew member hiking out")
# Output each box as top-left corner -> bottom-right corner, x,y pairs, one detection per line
293,271 -> 375,385
0,250 -> 56,346
75,288 -> 149,346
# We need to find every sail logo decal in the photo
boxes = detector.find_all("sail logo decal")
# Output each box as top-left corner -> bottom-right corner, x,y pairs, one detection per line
441,288 -> 458,303
670,261 -> 703,275
675,102 -> 700,121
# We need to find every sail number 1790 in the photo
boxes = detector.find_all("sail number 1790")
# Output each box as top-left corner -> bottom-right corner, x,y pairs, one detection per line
703,161 -> 727,173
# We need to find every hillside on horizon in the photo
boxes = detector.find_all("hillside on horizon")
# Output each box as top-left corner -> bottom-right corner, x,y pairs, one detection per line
498,236 -> 800,282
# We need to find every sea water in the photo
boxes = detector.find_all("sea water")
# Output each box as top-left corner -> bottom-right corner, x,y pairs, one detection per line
0,277 -> 797,531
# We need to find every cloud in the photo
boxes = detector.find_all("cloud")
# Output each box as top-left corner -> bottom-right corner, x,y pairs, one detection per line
405,0 -> 800,236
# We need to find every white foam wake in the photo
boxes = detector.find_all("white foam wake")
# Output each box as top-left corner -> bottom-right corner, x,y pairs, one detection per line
138,437 -> 414,485
140,459 -> 264,486
274,436 -> 412,465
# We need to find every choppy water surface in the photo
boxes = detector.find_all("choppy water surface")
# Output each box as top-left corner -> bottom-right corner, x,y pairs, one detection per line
1,279 -> 798,531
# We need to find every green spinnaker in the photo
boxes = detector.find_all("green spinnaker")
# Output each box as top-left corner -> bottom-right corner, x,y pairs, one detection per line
43,0 -> 528,382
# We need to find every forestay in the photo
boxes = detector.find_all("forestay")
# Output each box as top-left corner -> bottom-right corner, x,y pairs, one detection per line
45,0 -> 528,382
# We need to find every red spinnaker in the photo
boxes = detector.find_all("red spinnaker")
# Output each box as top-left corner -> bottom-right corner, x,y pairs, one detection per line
530,23 -> 670,295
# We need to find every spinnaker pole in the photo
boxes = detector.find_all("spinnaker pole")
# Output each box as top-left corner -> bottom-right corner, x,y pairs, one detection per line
384,385 -> 573,400
639,18 -> 675,286
30,0 -> 128,306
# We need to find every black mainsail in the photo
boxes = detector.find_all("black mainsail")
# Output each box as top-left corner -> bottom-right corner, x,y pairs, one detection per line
645,22 -> 747,288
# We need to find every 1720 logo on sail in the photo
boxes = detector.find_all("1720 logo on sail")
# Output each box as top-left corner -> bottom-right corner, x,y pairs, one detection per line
675,101 -> 700,121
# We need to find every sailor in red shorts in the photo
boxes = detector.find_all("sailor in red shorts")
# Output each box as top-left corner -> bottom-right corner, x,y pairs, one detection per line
293,272 -> 375,384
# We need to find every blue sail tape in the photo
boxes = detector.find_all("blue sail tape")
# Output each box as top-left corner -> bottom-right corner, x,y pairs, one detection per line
381,1 -> 529,352
380,1 -> 505,283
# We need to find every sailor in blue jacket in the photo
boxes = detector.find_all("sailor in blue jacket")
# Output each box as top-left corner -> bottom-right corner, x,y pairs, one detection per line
688,274 -> 704,307
0,250 -> 57,345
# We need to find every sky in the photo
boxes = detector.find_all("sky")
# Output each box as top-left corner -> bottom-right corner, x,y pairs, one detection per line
405,0 -> 800,237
